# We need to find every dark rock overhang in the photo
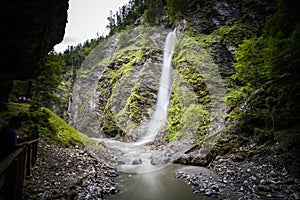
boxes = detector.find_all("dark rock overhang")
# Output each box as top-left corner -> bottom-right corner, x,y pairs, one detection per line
0,0 -> 69,104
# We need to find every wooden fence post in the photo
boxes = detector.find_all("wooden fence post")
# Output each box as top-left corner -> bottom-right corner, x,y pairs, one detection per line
26,144 -> 32,176
3,158 -> 18,200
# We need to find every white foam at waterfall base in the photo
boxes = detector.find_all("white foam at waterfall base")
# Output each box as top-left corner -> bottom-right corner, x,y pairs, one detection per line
93,137 -> 167,173
136,30 -> 177,145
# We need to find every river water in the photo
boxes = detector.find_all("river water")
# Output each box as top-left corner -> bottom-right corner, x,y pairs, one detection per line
93,138 -> 216,200
106,164 -> 215,200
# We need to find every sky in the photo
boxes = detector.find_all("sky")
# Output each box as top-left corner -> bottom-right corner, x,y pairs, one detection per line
54,0 -> 129,52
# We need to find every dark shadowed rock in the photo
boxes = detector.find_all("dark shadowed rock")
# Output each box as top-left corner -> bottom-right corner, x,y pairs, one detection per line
0,0 -> 69,104
132,158 -> 142,165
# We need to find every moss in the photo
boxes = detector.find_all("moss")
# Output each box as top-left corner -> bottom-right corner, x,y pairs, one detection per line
1,103 -> 97,147
44,107 -> 96,147
164,34 -> 227,143
194,34 -> 221,48
166,103 -> 210,142
165,68 -> 211,142
177,62 -> 210,104
165,95 -> 181,141
188,22 -> 257,52
213,22 -> 257,46
0,102 -> 30,121
99,55 -> 137,136
97,28 -> 166,137
37,109 -> 91,146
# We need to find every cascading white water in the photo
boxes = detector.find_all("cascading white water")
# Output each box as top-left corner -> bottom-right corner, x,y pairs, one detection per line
136,30 -> 177,145
93,30 -> 178,173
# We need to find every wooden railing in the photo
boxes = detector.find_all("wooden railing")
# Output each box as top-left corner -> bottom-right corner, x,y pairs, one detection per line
0,139 -> 38,200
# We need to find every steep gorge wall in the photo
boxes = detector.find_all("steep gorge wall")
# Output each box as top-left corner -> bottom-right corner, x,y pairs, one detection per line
69,27 -> 169,138
68,0 -> 276,142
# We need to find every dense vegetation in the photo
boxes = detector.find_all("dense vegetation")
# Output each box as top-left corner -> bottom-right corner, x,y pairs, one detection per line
228,0 -> 300,147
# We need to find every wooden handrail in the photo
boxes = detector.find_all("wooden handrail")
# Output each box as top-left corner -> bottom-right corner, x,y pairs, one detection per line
28,139 -> 39,145
0,139 -> 39,200
0,148 -> 24,175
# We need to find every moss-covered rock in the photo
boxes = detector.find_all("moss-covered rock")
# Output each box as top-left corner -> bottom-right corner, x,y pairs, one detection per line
69,27 -> 169,138
162,34 -> 226,147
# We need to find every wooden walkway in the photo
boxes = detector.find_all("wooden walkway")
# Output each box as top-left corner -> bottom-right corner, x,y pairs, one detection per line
0,139 -> 38,200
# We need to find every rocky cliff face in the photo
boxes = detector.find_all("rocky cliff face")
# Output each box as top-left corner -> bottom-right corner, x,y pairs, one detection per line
68,1 -> 275,140
69,27 -> 169,138
186,0 -> 275,34
0,0 -> 69,105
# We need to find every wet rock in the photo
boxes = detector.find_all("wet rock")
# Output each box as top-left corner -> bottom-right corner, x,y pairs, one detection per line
173,153 -> 191,165
150,155 -> 169,165
132,159 -> 142,165
257,184 -> 272,192
204,188 -> 212,196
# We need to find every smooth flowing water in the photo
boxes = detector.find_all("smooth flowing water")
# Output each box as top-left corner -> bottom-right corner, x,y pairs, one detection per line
106,165 -> 214,200
93,31 -> 216,200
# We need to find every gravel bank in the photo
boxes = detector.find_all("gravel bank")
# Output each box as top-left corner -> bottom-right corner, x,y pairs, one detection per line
24,140 -> 119,200
176,151 -> 300,199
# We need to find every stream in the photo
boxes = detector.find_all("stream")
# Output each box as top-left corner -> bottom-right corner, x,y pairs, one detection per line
93,138 -> 216,200
106,165 -> 214,200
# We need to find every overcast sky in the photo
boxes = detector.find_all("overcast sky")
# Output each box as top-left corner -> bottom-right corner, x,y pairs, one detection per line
54,0 -> 129,52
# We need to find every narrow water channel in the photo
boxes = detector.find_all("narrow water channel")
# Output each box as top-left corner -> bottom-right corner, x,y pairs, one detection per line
106,164 -> 215,200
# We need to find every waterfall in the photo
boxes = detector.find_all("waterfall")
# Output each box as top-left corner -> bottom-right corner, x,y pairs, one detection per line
137,30 -> 177,145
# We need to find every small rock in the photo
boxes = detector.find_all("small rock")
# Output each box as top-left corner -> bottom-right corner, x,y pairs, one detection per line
266,193 -> 272,198
257,184 -> 272,192
205,188 -> 212,196
291,192 -> 300,200
132,159 -> 142,165
270,170 -> 277,177
260,179 -> 267,185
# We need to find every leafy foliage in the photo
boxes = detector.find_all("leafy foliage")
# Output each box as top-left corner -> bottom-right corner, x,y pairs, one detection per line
143,0 -> 166,25
225,85 -> 254,107
213,22 -> 257,48
31,51 -> 64,108
166,0 -> 194,19
228,0 -> 300,145
232,36 -> 267,87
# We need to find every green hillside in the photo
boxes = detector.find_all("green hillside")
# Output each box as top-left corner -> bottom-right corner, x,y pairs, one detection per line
0,102 -> 97,148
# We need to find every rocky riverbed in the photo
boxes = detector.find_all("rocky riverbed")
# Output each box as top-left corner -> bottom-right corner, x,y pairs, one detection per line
176,151 -> 300,200
24,140 -> 119,200
24,139 -> 300,200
